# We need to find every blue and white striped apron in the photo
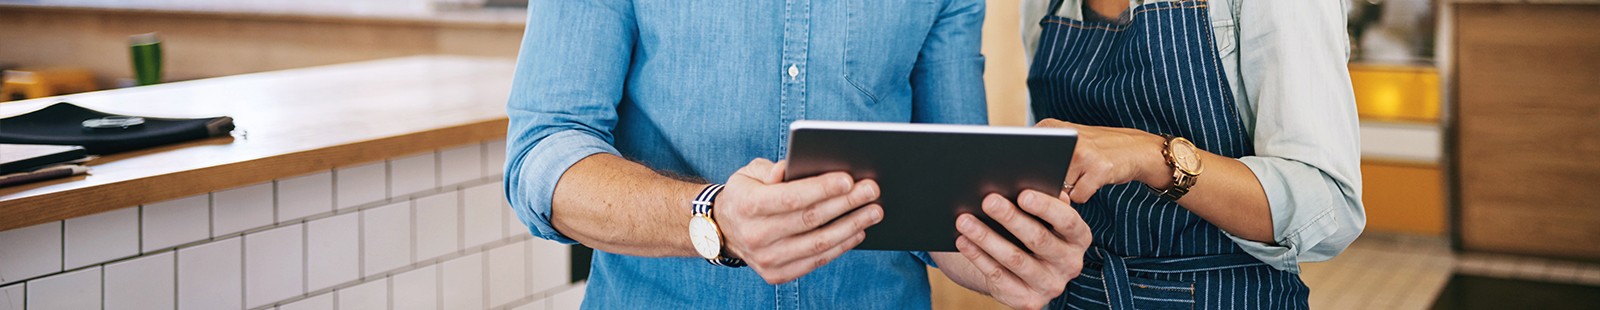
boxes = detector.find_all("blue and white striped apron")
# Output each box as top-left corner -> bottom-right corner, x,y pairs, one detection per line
1027,0 -> 1311,309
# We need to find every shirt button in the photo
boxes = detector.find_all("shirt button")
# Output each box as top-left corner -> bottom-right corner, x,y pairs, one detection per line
787,65 -> 799,78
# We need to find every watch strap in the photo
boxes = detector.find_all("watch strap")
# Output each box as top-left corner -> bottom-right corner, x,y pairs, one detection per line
1149,134 -> 1196,201
691,184 -> 746,268
691,183 -> 725,216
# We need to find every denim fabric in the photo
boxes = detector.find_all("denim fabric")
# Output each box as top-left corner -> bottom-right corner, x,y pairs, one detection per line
503,0 -> 988,308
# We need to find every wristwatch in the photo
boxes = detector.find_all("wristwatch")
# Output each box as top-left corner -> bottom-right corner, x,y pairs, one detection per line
687,184 -> 746,267
1149,134 -> 1203,201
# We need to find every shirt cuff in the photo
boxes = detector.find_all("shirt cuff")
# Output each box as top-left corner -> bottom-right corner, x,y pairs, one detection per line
1234,157 -> 1347,273
507,130 -> 619,245
912,251 -> 938,268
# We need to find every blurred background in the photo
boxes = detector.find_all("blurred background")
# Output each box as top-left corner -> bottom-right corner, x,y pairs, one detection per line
0,0 -> 1596,309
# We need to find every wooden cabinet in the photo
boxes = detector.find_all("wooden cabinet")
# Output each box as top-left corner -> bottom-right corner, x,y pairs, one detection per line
1453,2 -> 1600,260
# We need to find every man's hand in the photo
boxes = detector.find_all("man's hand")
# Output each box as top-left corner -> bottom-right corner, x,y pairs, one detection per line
714,159 -> 884,285
953,190 -> 1092,310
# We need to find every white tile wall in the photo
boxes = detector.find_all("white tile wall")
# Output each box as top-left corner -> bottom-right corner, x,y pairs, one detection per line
246,224 -> 305,308
214,182 -> 276,236
414,192 -> 460,261
178,237 -> 242,310
142,194 -> 210,252
391,265 -> 438,310
439,144 -> 484,187
504,200 -> 522,239
363,202 -> 414,277
440,253 -> 484,310
390,152 -> 439,198
462,183 -> 505,249
511,300 -> 547,310
0,222 -> 61,285
528,240 -> 571,294
484,139 -> 507,176
336,162 -> 388,210
25,266 -> 100,310
277,292 -> 332,310
64,207 -> 139,269
487,242 -> 528,307
278,171 -> 334,222
336,278 -> 388,310
105,251 -> 175,310
0,284 -> 22,310
549,282 -> 586,310
2,142 -> 582,310
307,212 -> 360,291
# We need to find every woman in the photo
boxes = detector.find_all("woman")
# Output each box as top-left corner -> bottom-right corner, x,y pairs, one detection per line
1019,0 -> 1365,308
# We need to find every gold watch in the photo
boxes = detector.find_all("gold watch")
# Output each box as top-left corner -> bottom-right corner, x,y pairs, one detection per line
1149,134 -> 1202,201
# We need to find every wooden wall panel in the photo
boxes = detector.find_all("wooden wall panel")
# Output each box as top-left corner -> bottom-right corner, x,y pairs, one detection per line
1454,3 -> 1600,260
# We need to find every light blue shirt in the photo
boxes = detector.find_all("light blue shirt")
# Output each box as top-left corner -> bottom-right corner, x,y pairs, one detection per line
504,0 -> 988,308
1021,0 -> 1367,273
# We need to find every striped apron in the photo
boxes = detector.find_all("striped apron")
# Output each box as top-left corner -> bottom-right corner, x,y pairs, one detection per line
1027,0 -> 1311,309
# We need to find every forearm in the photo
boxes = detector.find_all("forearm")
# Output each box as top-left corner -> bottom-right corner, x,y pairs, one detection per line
1142,152 -> 1275,243
930,252 -> 993,295
550,153 -> 704,257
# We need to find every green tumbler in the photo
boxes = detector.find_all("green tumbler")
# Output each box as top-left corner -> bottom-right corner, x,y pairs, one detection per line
129,33 -> 162,86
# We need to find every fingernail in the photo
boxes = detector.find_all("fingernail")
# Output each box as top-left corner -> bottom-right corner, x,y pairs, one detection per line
958,215 -> 977,231
982,195 -> 1000,211
1020,191 -> 1036,206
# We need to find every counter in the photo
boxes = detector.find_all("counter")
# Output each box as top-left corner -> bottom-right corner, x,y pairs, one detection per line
0,56 -> 583,310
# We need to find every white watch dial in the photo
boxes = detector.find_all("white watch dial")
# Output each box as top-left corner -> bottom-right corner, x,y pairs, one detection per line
688,216 -> 722,259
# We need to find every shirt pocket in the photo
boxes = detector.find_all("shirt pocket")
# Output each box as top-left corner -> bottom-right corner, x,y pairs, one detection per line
844,0 -> 937,105
1210,18 -> 1238,59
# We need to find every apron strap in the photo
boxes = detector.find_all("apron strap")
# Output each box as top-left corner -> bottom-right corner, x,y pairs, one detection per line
1088,246 -> 1268,308
1045,0 -> 1068,22
1093,247 -> 1139,310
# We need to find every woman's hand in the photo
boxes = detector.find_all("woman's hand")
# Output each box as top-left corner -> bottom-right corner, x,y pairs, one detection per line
950,190 -> 1093,310
1035,118 -> 1170,203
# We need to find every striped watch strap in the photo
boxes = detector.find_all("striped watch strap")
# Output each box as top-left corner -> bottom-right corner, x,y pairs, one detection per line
692,184 -> 745,267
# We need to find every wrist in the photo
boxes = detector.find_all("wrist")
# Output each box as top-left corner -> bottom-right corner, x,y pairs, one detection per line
1140,133 -> 1173,188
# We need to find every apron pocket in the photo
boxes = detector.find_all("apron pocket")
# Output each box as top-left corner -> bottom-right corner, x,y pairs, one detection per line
1060,267 -> 1197,309
1128,275 -> 1196,310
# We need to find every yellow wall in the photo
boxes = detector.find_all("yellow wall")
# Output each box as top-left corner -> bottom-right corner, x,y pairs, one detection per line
982,0 -> 1032,127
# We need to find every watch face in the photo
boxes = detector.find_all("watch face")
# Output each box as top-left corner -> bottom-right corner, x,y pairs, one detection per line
688,216 -> 721,259
1171,139 -> 1203,175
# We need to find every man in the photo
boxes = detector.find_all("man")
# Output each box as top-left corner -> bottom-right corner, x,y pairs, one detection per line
505,1 -> 1091,308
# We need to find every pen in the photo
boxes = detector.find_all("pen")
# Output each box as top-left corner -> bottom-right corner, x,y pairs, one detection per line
0,165 -> 89,188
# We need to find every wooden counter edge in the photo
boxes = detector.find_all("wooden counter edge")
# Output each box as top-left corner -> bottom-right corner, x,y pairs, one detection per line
0,118 -> 508,232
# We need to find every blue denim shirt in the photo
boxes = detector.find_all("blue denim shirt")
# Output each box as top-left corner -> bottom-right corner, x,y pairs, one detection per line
504,0 -> 988,308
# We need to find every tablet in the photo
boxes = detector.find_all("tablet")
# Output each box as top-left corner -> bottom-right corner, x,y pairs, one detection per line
784,120 -> 1077,252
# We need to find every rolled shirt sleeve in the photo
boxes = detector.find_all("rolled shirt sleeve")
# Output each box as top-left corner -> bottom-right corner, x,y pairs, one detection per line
1227,0 -> 1365,273
502,0 -> 636,244
910,0 -> 991,126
